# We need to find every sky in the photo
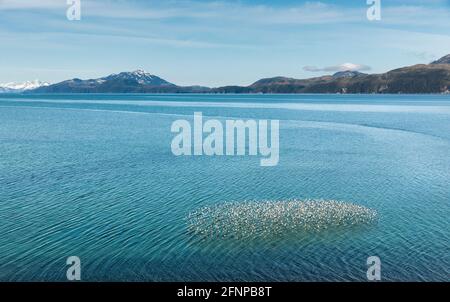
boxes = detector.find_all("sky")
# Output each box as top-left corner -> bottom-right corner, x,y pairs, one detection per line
1,0 -> 450,87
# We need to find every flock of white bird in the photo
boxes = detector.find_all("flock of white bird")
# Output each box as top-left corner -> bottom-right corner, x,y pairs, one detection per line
188,199 -> 378,239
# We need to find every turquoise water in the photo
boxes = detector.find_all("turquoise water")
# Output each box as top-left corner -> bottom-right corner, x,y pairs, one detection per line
0,94 -> 449,281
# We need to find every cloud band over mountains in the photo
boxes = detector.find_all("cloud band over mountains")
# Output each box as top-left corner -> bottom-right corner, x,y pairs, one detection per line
303,63 -> 372,73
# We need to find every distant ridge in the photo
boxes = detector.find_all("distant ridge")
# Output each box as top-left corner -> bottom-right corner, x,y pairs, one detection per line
213,54 -> 450,94
30,54 -> 450,94
431,54 -> 450,65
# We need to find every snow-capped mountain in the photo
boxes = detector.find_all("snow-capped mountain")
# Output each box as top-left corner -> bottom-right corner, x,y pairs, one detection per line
103,69 -> 175,86
32,70 -> 209,93
332,71 -> 367,79
0,80 -> 50,93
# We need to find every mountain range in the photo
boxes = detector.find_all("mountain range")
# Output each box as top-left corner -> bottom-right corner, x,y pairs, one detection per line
0,80 -> 49,93
22,54 -> 450,94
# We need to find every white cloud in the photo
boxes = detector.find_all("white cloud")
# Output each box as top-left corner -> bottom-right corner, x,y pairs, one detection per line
0,0 -> 362,24
0,0 -> 64,10
2,0 -> 450,28
304,63 -> 371,73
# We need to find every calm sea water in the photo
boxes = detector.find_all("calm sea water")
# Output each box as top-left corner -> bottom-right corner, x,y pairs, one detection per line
0,94 -> 449,281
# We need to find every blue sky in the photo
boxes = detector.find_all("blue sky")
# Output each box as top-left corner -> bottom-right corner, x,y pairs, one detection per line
1,0 -> 450,86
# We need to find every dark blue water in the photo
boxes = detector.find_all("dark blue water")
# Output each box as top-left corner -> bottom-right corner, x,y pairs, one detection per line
0,94 -> 449,281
